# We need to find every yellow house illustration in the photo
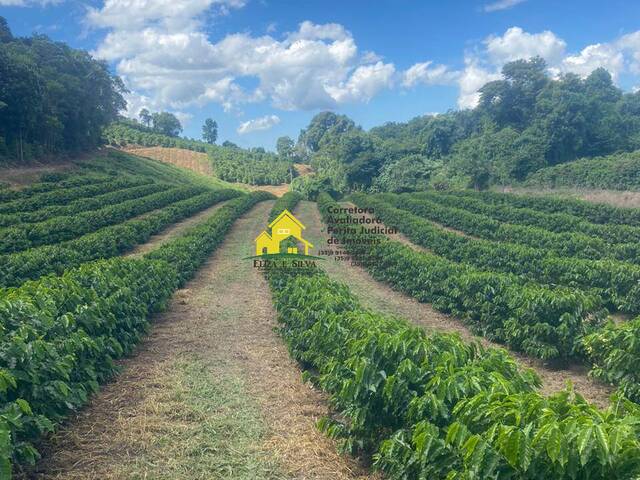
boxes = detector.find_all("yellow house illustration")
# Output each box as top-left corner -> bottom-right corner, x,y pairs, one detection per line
255,209 -> 313,256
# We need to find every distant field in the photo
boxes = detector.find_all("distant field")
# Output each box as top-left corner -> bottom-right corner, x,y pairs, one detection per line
123,146 -> 213,175
123,145 -> 313,197
506,186 -> 640,209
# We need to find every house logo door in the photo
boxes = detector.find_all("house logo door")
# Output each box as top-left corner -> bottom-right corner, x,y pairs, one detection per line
254,209 -> 314,256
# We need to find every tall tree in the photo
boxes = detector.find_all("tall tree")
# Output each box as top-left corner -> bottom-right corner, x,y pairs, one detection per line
202,118 -> 218,144
151,112 -> 182,137
276,135 -> 295,160
139,108 -> 152,127
0,17 -> 12,43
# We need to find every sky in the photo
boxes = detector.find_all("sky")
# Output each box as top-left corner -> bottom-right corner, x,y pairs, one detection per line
2,0 -> 640,150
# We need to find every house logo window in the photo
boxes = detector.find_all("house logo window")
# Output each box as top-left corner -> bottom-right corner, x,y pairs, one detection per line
254,209 -> 313,256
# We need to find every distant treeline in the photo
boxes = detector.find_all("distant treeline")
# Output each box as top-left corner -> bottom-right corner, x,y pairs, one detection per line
104,121 -> 294,185
0,17 -> 126,163
291,57 -> 640,195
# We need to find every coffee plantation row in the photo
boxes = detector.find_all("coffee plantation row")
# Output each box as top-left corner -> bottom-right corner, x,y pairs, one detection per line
104,122 -> 295,185
351,194 -> 640,315
0,176 -> 151,215
0,153 -> 245,288
0,189 -> 240,288
416,191 -> 640,245
0,173 -> 120,203
0,182 -> 166,227
343,191 -> 640,404
320,193 -> 606,361
5,151 -> 640,479
382,192 -> 640,264
263,194 -> 640,480
0,190 -> 272,476
0,186 -> 206,254
451,189 -> 640,227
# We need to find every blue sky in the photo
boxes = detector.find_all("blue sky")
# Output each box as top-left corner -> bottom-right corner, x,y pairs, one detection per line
2,0 -> 640,150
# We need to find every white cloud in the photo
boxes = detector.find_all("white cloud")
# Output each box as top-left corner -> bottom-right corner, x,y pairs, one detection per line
87,0 -> 244,30
561,43 -> 624,80
402,61 -> 458,88
484,27 -> 567,65
483,0 -> 526,12
122,91 -> 192,127
457,57 -> 501,109
237,115 -> 280,134
174,111 -> 194,127
86,2 -> 640,120
87,2 -> 394,114
616,31 -> 640,74
326,61 -> 395,103
266,22 -> 277,34
288,20 -> 350,42
0,0 -> 62,5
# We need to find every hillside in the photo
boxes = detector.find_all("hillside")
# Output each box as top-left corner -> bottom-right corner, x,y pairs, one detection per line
123,146 -> 213,175
104,121 -> 296,186
523,149 -> 640,191
122,144 -> 314,197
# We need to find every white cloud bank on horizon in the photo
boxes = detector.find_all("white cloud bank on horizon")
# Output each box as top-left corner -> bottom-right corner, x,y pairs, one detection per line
86,0 -> 397,119
83,0 -> 640,119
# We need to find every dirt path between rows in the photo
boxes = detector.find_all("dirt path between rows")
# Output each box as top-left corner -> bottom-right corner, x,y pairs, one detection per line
296,201 -> 613,408
125,200 -> 230,257
23,200 -> 373,480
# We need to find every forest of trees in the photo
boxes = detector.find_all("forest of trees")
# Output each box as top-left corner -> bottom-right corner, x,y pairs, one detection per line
293,57 -> 640,195
0,17 -> 126,163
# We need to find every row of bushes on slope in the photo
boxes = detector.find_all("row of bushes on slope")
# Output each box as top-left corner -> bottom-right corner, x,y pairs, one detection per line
264,246 -> 640,479
351,194 -> 640,314
102,122 -> 208,152
0,186 -> 204,254
0,191 -> 271,476
419,191 -> 640,245
0,183 -> 166,228
0,189 -> 241,287
267,191 -> 303,224
210,148 -> 294,186
0,174 -> 111,204
355,193 -> 640,408
0,177 -> 149,215
387,193 -> 640,265
318,194 -> 607,361
146,191 -> 274,284
452,189 -> 640,227
84,150 -> 237,190
523,150 -> 640,191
